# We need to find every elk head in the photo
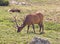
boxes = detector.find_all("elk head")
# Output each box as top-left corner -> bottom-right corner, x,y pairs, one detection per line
17,25 -> 24,32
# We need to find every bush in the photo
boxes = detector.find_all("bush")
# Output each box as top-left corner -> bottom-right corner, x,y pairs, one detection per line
0,0 -> 9,6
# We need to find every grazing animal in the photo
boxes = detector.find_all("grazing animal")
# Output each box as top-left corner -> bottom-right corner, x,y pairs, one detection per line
14,12 -> 44,34
8,8 -> 20,13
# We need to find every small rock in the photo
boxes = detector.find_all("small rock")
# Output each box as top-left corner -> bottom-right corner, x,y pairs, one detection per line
29,37 -> 50,44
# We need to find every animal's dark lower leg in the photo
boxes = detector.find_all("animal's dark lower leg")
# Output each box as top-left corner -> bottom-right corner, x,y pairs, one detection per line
41,24 -> 44,32
40,23 -> 45,34
32,24 -> 35,33
38,22 -> 45,34
27,25 -> 30,33
38,24 -> 41,32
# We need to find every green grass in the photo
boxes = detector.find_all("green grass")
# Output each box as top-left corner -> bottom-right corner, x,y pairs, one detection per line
0,1 -> 60,44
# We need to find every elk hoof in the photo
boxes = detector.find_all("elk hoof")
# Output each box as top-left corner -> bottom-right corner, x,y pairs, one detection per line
17,31 -> 20,33
40,32 -> 45,34
34,32 -> 36,34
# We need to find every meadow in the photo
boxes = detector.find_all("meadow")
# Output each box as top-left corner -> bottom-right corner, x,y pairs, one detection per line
0,0 -> 60,44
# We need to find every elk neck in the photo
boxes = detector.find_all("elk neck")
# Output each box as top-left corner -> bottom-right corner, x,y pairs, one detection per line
20,21 -> 26,28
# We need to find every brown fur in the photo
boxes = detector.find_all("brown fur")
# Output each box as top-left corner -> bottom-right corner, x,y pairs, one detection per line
17,12 -> 44,34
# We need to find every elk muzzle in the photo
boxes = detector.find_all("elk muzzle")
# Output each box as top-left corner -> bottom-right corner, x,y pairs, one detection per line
17,27 -> 22,33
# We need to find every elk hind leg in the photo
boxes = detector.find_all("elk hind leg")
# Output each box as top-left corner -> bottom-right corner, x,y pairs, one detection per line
39,23 -> 45,34
27,25 -> 30,33
38,23 -> 41,32
32,24 -> 35,33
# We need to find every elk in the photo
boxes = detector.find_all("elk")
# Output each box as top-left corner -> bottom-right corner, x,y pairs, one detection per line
8,8 -> 20,13
14,12 -> 44,34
